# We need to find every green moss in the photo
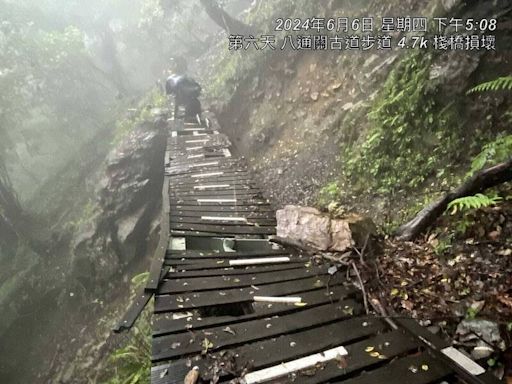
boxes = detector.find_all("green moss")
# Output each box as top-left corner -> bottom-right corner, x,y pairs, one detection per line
342,51 -> 462,195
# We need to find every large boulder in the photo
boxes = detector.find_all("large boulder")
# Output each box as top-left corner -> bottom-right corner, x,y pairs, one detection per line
276,205 -> 376,252
276,206 -> 331,249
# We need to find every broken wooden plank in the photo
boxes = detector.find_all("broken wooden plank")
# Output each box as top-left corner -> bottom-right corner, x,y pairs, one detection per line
243,345 -> 348,384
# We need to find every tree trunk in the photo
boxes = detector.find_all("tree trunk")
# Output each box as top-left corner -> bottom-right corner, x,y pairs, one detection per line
100,23 -> 130,96
395,159 -> 512,241
199,0 -> 256,35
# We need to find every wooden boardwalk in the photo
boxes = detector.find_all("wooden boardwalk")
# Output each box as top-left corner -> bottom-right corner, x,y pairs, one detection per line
122,116 -> 501,384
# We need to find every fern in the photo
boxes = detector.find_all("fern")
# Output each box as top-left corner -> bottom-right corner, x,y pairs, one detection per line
467,76 -> 512,94
447,193 -> 502,214
469,134 -> 512,174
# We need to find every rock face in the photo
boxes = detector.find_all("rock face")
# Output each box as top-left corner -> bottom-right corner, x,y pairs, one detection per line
71,117 -> 167,285
276,205 -> 374,252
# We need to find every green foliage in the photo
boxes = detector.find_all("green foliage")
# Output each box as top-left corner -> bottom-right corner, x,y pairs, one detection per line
469,134 -> 512,174
432,233 -> 453,256
467,76 -> 512,94
342,52 -> 460,194
317,181 -> 340,205
104,311 -> 151,384
447,193 -> 502,214
103,273 -> 152,384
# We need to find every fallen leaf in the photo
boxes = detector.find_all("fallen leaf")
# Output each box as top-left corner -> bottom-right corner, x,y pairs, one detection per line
223,326 -> 236,335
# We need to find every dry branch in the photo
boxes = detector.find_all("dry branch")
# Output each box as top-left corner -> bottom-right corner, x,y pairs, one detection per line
395,159 -> 512,241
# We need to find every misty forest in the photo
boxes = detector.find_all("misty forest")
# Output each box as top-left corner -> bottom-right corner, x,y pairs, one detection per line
0,0 -> 511,383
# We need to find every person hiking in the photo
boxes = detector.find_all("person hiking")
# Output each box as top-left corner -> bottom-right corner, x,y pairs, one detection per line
165,74 -> 202,121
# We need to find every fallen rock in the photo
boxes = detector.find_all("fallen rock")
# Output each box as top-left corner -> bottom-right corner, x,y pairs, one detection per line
456,319 -> 504,349
276,205 -> 376,252
276,206 -> 331,250
330,219 -> 353,251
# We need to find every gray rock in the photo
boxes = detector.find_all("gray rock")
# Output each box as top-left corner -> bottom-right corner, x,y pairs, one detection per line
456,319 -> 504,349
276,206 -> 331,250
275,205 -> 371,252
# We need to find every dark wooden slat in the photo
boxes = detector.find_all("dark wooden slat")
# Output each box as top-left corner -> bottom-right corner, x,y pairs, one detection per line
170,181 -> 260,190
395,318 -> 501,384
169,204 -> 274,212
113,290 -> 152,333
170,230 -> 228,237
334,352 -> 452,384
171,216 -> 276,226
166,168 -> 248,177
293,330 -> 420,384
150,317 -> 386,384
146,175 -> 170,292
170,171 -> 251,180
154,275 -> 343,313
169,191 -> 264,199
169,185 -> 260,193
167,161 -> 243,170
152,300 -> 361,362
171,176 -> 257,186
164,258 -> 307,270
158,266 -> 327,294
152,284 -> 355,336
170,197 -> 269,205
166,263 -> 304,278
170,223 -> 275,235
166,249 -> 289,259
170,210 -> 275,219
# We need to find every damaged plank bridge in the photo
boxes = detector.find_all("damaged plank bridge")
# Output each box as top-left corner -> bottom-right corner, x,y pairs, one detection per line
117,115 -> 502,384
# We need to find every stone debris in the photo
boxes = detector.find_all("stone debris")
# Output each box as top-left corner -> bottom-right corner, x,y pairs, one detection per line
276,205 -> 375,252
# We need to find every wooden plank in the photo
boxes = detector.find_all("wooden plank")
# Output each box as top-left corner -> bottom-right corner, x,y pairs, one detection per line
113,290 -> 152,333
158,266 -> 327,294
171,177 -> 257,186
166,167 -> 248,177
229,257 -> 289,266
170,223 -> 275,235
152,300 -> 360,362
150,317 -> 386,384
333,352 -> 452,384
165,249 -> 289,260
243,346 -> 348,384
169,210 -> 275,219
170,185 -> 259,193
164,258 -> 307,271
152,285 -> 355,337
146,175 -> 170,292
170,198 -> 269,206
170,181 -> 260,191
170,230 -> 228,237
293,330 -> 420,384
170,171 -> 251,181
169,191 -> 264,199
154,275 -> 343,313
169,204 -> 274,212
165,263 -> 304,278
395,318 -> 501,384
171,215 -> 277,227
